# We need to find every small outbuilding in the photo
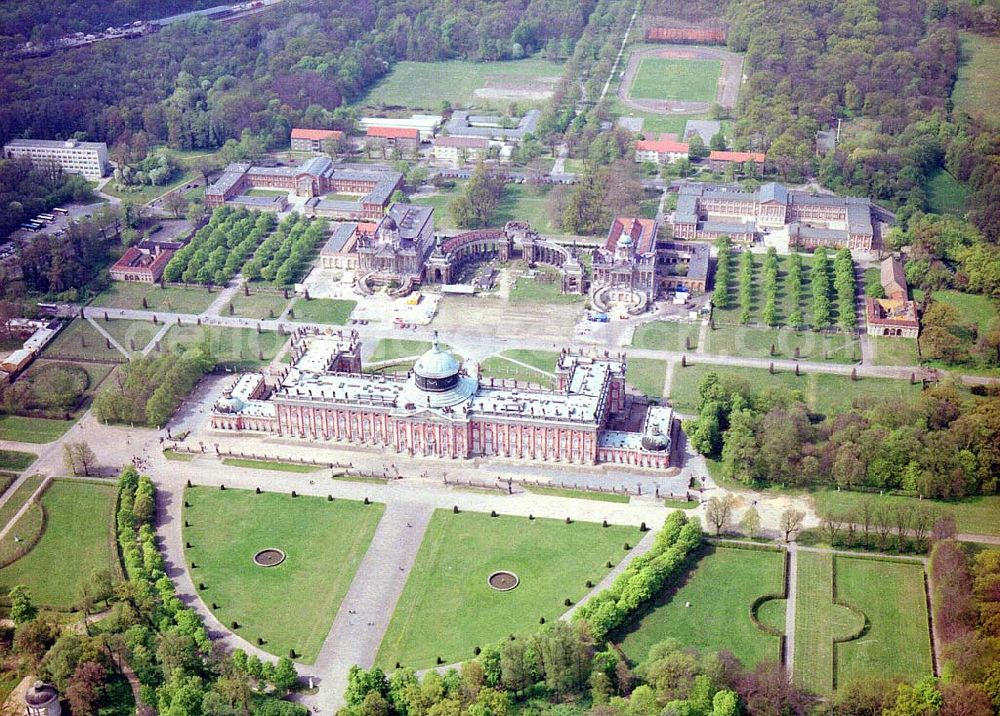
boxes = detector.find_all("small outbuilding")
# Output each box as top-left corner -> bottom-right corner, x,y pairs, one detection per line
25,681 -> 61,716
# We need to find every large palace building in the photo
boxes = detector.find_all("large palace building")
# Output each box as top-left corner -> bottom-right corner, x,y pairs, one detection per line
211,330 -> 676,469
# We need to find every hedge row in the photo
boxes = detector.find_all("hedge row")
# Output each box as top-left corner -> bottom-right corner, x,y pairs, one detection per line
574,511 -> 702,641
712,239 -> 732,310
163,207 -> 276,286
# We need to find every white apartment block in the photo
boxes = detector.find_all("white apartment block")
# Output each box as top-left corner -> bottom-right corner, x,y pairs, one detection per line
3,139 -> 109,180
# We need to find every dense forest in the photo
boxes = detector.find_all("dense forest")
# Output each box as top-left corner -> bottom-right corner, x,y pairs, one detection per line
0,0 -> 594,151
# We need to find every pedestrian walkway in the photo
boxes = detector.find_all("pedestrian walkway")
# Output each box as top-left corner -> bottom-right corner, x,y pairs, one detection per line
783,546 -> 797,676
305,503 -> 435,714
86,317 -> 130,359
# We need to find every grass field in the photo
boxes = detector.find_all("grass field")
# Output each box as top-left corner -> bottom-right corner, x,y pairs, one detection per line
369,339 -> 431,363
511,268 -> 585,305
221,458 -> 323,474
626,357 -> 667,398
0,475 -> 45,530
183,487 -> 384,663
834,557 -> 932,688
911,289 -> 998,333
479,349 -> 558,387
0,450 -> 37,472
633,321 -> 701,351
0,480 -> 119,609
0,415 -> 74,443
98,319 -> 160,353
43,320 -> 125,362
953,33 -> 1000,125
925,168 -> 969,216
869,336 -> 920,367
525,486 -> 630,503
161,325 -> 285,370
101,168 -> 196,204
91,282 -> 217,313
629,58 -> 721,102
225,293 -> 291,321
0,502 -> 43,565
811,490 -> 1000,537
494,184 -> 561,234
358,57 -> 563,109
247,189 -> 289,197
619,545 -> 785,668
793,552 -> 865,694
668,364 -> 920,416
705,326 -> 860,364
376,510 -> 634,669
289,298 -> 357,325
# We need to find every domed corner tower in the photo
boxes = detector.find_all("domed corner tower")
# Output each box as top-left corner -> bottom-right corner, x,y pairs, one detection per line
25,682 -> 61,716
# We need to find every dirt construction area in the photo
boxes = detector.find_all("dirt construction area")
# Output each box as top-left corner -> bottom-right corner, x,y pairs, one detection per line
619,44 -> 744,115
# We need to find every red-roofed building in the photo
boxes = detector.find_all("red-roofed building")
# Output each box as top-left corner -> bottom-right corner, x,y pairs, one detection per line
708,150 -> 765,173
110,245 -> 174,283
636,137 -> 689,164
590,217 -> 660,311
645,27 -> 726,44
366,126 -> 421,151
291,128 -> 345,152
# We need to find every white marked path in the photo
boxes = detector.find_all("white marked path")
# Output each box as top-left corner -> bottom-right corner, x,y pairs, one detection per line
304,502 -> 434,714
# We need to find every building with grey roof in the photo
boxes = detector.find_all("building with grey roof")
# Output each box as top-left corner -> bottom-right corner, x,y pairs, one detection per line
3,139 -> 108,179
670,181 -> 890,251
211,330 -> 676,470
444,109 -> 541,142
683,120 -> 722,146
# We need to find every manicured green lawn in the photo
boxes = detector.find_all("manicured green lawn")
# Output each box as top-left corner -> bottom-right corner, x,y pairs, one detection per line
97,319 -> 160,353
0,480 -> 120,608
479,357 -> 553,387
91,283 -> 217,313
811,490 -> 1000,537
411,188 -> 461,231
161,325 -> 286,370
793,552 -> 865,694
925,169 -> 969,216
164,449 -> 193,461
501,349 -> 559,373
756,597 -> 787,634
0,415 -> 74,443
101,168 -> 195,204
668,364 -> 920,416
626,357 -> 668,398
358,57 -> 563,109
953,32 -> 1000,125
43,320 -> 126,362
525,486 -> 630,503
493,184 -> 561,235
835,557 -> 932,688
0,450 -> 37,472
619,545 -> 785,668
376,510 -> 634,669
246,189 -> 289,197
289,298 -> 357,325
629,58 -> 721,102
0,475 -> 45,530
869,336 -> 920,367
705,326 -> 860,364
225,293 -> 291,321
221,458 -> 323,474
369,339 -> 432,363
633,321 -> 701,351
0,502 -> 43,565
184,487 -> 384,663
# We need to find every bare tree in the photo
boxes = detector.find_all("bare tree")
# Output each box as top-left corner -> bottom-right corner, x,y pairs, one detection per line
911,506 -> 936,552
892,503 -> 912,551
63,441 -> 97,476
740,506 -> 761,538
705,493 -> 737,536
858,498 -> 874,543
873,501 -> 893,551
779,508 -> 805,543
162,191 -> 187,219
821,513 -> 845,546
